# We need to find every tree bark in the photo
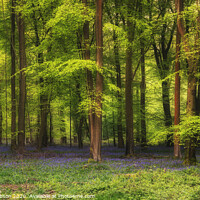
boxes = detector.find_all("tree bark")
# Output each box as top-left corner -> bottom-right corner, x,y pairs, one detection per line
176,0 -> 198,165
113,111 -> 116,147
113,12 -> 124,148
82,0 -> 95,156
11,0 -> 17,151
92,0 -> 103,161
77,117 -> 84,148
32,8 -> 49,149
70,90 -> 72,147
140,45 -> 146,147
139,2 -> 146,147
174,0 -> 182,159
49,104 -> 53,145
38,91 -> 48,149
17,10 -> 26,154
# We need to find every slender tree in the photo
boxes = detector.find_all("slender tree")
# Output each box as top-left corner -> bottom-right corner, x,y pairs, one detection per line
174,0 -> 182,159
125,0 -> 135,155
17,4 -> 27,154
139,0 -> 146,147
82,0 -> 95,155
114,0 -> 124,148
92,0 -> 103,161
32,5 -> 49,149
105,0 -> 124,148
177,0 -> 199,165
11,0 -> 17,150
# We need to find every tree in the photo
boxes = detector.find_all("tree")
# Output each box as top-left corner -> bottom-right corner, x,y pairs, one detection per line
125,0 -> 135,156
17,2 -> 27,154
11,0 -> 17,151
91,0 -> 103,161
177,0 -> 199,165
139,0 -> 147,147
10,7 -> 17,148
174,0 -> 182,159
82,0 -> 96,154
114,0 -> 124,148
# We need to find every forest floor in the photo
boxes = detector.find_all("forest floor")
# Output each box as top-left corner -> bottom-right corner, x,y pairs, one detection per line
0,145 -> 200,199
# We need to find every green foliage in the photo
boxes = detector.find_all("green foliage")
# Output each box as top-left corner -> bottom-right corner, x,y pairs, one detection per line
0,155 -> 200,199
177,116 -> 200,145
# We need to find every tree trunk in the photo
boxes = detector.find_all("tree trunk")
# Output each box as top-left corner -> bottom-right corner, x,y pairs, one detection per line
0,103 -> 2,145
32,8 -> 49,150
49,104 -> 53,145
196,79 -> 200,115
38,91 -> 48,149
11,0 -> 17,151
113,112 -> 116,147
174,1 -> 182,158
82,0 -> 95,156
184,73 -> 197,165
60,109 -> 66,145
176,0 -> 197,165
70,90 -> 72,147
92,0 -> 103,161
139,2 -> 146,147
113,16 -> 124,148
77,117 -> 84,148
135,87 -> 140,143
27,104 -> 33,144
125,1 -> 134,156
18,11 -> 26,154
162,80 -> 173,146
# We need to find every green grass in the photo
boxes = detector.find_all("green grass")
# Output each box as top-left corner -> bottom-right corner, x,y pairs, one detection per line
0,147 -> 200,199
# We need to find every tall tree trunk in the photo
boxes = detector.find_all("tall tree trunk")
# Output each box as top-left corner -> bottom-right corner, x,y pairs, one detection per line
185,73 -> 197,165
174,0 -> 182,158
177,0 -> 198,165
33,9 -> 49,149
11,0 -> 17,150
140,44 -> 146,146
38,91 -> 48,149
17,11 -> 26,154
113,13 -> 124,148
92,0 -> 103,161
162,80 -> 173,146
196,0 -> 200,115
125,0 -> 134,156
82,0 -> 95,156
139,2 -> 146,147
